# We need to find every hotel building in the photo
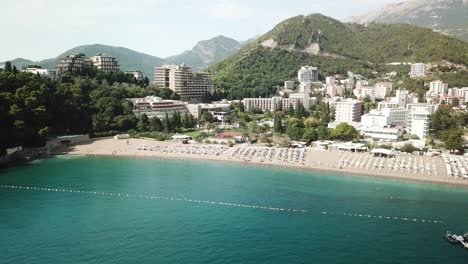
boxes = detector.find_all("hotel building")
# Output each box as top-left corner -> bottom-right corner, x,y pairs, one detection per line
56,53 -> 92,74
129,96 -> 189,119
410,63 -> 426,78
334,99 -> 363,123
90,54 -> 120,73
154,64 -> 213,102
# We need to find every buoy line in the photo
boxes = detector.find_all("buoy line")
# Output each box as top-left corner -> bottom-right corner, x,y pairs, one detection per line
0,184 -> 444,224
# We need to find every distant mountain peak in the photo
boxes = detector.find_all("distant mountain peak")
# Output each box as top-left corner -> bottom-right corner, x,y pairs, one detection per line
346,0 -> 468,41
165,35 -> 241,70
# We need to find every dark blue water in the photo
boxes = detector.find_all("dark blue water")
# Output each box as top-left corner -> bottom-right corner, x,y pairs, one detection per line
0,156 -> 467,263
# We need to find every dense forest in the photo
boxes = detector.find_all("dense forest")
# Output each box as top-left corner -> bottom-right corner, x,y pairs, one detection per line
0,62 -> 180,152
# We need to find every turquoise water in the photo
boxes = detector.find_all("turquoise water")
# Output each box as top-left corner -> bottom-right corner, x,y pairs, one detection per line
0,156 -> 467,263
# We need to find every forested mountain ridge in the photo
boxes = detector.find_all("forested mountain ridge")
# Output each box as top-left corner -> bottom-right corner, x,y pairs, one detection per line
209,14 -> 468,99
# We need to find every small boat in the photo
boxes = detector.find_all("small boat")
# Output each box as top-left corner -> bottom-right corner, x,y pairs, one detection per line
446,231 -> 459,243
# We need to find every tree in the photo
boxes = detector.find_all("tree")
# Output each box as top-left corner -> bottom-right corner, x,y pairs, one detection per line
4,61 -> 12,72
304,117 -> 320,128
430,105 -> 456,138
286,118 -> 304,140
171,110 -> 182,130
137,114 -> 150,132
188,114 -> 196,128
248,121 -> 259,133
201,112 -> 214,123
286,103 -> 295,116
182,113 -> 190,128
149,116 -> 163,132
401,143 -> 417,153
239,102 -> 245,113
163,113 -> 172,133
294,102 -> 306,119
302,128 -> 317,142
274,114 -> 283,133
443,130 -> 464,153
331,123 -> 358,141
317,126 -> 330,140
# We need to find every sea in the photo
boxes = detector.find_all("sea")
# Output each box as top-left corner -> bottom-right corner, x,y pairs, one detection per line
0,156 -> 467,263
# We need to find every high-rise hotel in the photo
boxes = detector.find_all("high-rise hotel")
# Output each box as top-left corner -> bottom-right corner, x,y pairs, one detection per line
154,64 -> 213,102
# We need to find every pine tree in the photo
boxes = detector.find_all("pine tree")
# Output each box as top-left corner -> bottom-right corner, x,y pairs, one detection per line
137,114 -> 149,132
149,116 -> 163,132
188,114 -> 196,128
164,113 -> 172,133
172,110 -> 182,129
287,103 -> 295,116
239,102 -> 245,113
274,114 -> 283,133
182,113 -> 190,128
4,61 -> 12,72
294,102 -> 305,119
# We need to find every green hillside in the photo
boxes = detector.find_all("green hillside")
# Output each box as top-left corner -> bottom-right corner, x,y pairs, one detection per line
210,14 -> 468,99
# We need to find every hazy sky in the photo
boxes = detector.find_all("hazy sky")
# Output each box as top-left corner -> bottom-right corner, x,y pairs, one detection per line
2,0 -> 396,61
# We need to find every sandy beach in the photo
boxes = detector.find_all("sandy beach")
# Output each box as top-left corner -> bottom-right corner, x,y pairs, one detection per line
61,138 -> 468,187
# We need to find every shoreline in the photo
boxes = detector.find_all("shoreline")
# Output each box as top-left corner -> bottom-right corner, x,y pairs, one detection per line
56,138 -> 468,189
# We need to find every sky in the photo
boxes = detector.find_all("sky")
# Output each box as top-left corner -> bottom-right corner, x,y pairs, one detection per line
2,0 -> 397,62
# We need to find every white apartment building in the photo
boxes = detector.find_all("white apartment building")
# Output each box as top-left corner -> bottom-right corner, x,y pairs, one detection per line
242,97 -> 289,112
354,86 -> 376,100
154,64 -> 213,102
326,76 -> 336,85
22,67 -> 48,75
429,80 -> 448,95
289,93 -> 314,109
129,96 -> 189,119
284,81 -> 294,89
361,110 -> 389,128
406,104 -> 438,139
375,82 -> 393,99
125,70 -> 143,81
242,94 -> 315,112
361,127 -> 403,142
361,108 -> 408,128
378,102 -> 400,110
90,54 -> 120,73
326,85 -> 345,97
448,87 -> 468,104
389,90 -> 418,108
298,66 -> 319,83
335,99 -> 363,123
410,63 -> 426,78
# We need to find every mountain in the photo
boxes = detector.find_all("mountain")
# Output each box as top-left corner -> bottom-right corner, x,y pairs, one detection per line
347,0 -> 468,41
2,37 -> 242,79
164,36 -> 241,70
209,14 -> 468,99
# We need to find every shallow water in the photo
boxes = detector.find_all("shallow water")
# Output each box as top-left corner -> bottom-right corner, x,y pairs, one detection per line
0,156 -> 467,263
